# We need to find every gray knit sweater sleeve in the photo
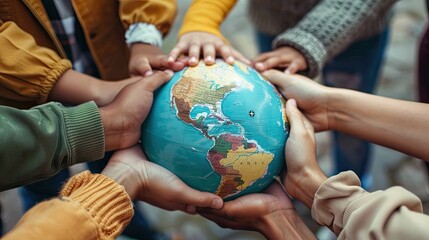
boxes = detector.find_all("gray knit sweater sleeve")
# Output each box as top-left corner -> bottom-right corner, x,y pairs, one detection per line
273,0 -> 397,78
0,101 -> 104,190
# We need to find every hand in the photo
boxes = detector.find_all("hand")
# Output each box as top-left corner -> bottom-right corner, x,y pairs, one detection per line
197,181 -> 316,240
101,145 -> 224,214
262,70 -> 334,132
129,43 -> 187,77
168,32 -> 250,66
253,46 -> 308,74
283,99 -> 327,208
99,70 -> 173,151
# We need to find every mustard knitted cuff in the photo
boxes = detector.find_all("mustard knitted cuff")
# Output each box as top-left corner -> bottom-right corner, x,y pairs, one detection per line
60,171 -> 134,239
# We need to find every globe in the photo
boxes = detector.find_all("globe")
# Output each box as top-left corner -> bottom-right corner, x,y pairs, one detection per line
141,59 -> 289,200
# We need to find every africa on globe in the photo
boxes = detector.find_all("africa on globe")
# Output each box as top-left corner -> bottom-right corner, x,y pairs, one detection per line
141,59 -> 289,200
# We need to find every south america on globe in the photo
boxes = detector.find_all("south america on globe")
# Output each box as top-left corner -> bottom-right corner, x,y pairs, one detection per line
141,59 -> 289,200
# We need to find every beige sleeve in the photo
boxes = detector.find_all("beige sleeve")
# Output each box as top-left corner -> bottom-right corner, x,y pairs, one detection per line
312,171 -> 427,239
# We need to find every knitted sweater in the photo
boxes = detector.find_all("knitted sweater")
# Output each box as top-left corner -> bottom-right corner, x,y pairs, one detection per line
2,171 -> 134,240
249,0 -> 398,77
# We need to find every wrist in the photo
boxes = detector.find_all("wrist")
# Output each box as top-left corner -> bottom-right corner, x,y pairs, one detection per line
327,87 -> 349,131
287,168 -> 327,208
101,162 -> 139,200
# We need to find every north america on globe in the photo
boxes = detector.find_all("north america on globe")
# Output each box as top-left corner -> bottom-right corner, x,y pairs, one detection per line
141,59 -> 289,200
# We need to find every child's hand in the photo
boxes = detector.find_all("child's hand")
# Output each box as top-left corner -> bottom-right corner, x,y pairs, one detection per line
168,32 -> 250,66
129,43 -> 187,77
282,99 -> 327,208
252,46 -> 308,74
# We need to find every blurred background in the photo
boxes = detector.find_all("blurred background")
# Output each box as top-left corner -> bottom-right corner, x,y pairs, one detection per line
1,0 -> 429,239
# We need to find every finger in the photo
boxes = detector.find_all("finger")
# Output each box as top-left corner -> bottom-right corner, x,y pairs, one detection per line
261,69 -> 293,88
203,44 -> 216,65
216,43 -> 234,64
172,186 -> 224,210
156,55 -> 187,72
188,42 -> 201,66
261,56 -> 289,70
254,62 -> 266,72
132,58 -> 153,76
252,51 -> 276,63
141,70 -> 174,92
285,99 -> 308,136
168,42 -> 188,62
285,61 -> 299,75
231,48 -> 251,65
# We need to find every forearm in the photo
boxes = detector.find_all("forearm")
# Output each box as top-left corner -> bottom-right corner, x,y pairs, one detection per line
0,102 -> 104,190
330,88 -> 429,160
49,70 -> 136,107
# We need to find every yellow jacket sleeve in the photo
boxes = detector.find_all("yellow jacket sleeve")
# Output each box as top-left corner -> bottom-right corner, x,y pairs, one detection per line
178,0 -> 237,42
2,171 -> 133,240
120,0 -> 177,36
0,22 -> 71,108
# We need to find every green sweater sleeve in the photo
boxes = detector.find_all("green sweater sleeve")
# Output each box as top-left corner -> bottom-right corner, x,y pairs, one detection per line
0,101 -> 105,190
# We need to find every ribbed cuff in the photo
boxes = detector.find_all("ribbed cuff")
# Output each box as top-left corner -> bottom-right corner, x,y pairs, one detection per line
38,59 -> 72,104
273,29 -> 327,78
60,171 -> 134,239
60,101 -> 105,165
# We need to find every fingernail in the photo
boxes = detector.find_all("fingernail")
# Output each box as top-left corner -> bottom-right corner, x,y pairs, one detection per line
164,69 -> 174,75
226,56 -> 235,64
288,99 -> 297,107
190,56 -> 197,64
211,198 -> 223,209
285,69 -> 291,75
205,56 -> 213,63
167,56 -> 174,62
255,62 -> 264,70
144,70 -> 153,76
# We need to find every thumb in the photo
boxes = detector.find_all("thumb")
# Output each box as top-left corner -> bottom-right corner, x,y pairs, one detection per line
286,99 -> 306,135
140,70 -> 174,92
175,185 -> 224,212
285,99 -> 315,139
262,69 -> 295,88
131,58 -> 153,77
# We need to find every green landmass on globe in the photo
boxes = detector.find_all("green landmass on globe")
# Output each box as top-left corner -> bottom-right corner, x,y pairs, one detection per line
141,59 -> 289,200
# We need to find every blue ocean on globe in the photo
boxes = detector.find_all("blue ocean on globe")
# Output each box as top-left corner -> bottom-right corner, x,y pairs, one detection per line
141,59 -> 289,200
